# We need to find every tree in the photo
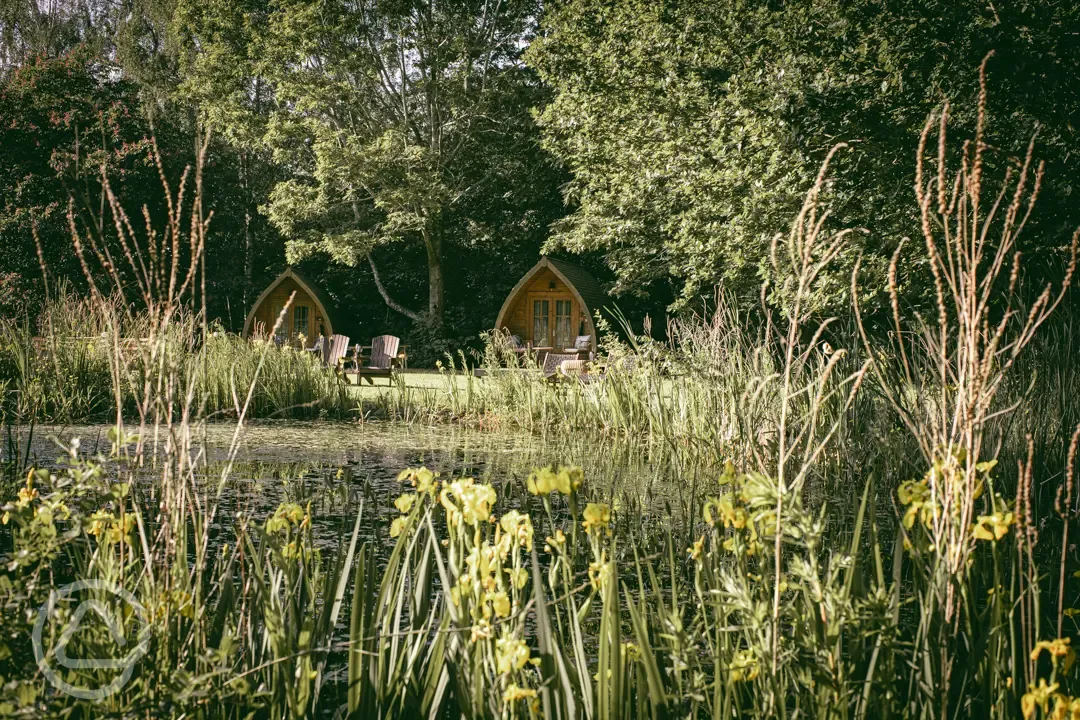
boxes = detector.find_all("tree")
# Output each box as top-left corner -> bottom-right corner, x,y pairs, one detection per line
0,33 -> 288,327
527,0 -> 1080,315
0,48 -> 157,312
0,0 -> 111,77
180,0 -> 548,329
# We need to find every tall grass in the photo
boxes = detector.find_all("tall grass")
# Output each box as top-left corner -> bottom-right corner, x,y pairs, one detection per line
198,333 -> 351,420
0,290 -> 352,424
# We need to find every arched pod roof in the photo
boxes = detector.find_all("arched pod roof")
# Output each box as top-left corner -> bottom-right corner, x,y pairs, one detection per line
241,268 -> 339,337
494,257 -> 607,332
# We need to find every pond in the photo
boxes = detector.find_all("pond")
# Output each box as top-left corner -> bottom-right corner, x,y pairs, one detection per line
12,421 -> 715,554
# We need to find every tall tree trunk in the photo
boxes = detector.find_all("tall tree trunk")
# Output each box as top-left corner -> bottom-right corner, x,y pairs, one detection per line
425,230 -> 443,323
242,152 -> 253,308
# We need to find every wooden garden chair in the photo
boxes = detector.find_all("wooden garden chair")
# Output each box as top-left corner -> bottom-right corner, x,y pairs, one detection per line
322,334 -> 350,370
344,334 -> 403,385
562,335 -> 593,360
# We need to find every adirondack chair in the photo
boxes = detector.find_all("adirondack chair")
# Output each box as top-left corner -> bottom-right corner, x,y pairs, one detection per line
322,334 -> 350,370
344,335 -> 402,385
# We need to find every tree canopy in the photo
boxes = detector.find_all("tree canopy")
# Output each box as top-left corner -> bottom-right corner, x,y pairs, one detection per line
527,0 -> 1080,314
178,0 -> 565,330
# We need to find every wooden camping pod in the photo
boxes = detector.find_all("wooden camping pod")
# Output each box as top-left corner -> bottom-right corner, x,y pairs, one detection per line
241,268 -> 338,344
493,257 -> 606,354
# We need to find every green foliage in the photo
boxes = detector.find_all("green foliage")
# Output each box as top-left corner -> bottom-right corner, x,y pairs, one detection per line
0,49 -> 156,308
0,288 -> 120,422
3,449 -> 1075,718
0,45 -> 287,327
527,0 -> 1080,314
0,0 -> 111,74
0,290 -> 352,423
6,0 -> 1080,353
198,333 -> 353,419
178,0 -> 566,327
0,439 -> 365,718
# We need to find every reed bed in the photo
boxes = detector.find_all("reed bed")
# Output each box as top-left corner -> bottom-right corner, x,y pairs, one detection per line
0,291 -> 352,425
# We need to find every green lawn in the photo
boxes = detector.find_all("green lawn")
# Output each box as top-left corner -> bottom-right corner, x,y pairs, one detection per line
342,369 -> 472,398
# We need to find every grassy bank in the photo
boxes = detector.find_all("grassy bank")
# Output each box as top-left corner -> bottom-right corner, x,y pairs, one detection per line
0,289 -> 352,425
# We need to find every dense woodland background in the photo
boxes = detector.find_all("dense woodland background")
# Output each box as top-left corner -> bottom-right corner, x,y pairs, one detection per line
1,0 -> 1079,361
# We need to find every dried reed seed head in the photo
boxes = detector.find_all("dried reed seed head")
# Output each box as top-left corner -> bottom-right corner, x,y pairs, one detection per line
938,102 -> 949,215
1015,458 -> 1027,541
970,51 -> 995,200
1024,434 -> 1037,543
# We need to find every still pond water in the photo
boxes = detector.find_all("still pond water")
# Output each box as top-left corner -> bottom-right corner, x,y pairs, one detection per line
18,421 -> 711,550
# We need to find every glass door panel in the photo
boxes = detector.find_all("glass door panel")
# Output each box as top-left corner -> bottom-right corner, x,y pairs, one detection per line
532,300 -> 549,346
294,305 -> 310,341
555,300 -> 573,348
